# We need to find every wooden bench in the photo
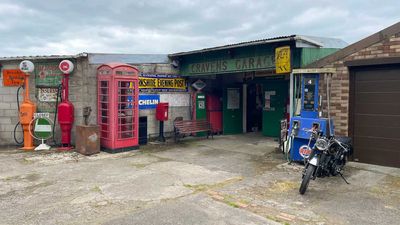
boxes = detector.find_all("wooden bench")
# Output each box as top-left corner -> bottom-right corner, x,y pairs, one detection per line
173,119 -> 213,142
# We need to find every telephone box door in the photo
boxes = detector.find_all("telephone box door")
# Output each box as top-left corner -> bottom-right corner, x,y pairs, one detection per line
114,79 -> 138,149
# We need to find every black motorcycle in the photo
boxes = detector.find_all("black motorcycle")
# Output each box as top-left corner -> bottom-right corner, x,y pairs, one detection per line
299,129 -> 353,195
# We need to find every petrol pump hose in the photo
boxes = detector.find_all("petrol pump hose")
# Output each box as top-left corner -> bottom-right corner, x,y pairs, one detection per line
13,86 -> 24,145
51,84 -> 63,146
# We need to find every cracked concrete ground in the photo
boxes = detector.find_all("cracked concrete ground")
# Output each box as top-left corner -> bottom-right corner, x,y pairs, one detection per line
0,133 -> 399,225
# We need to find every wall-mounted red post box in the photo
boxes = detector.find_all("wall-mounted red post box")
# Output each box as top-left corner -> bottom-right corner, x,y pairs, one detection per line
156,102 -> 168,142
156,103 -> 169,121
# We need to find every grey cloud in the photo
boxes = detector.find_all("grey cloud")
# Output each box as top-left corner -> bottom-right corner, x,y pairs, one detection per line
0,0 -> 399,56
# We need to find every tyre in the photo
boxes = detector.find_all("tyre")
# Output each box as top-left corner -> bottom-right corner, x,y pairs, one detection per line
299,164 -> 316,195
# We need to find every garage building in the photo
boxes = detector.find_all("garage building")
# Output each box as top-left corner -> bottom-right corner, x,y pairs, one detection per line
307,22 -> 400,168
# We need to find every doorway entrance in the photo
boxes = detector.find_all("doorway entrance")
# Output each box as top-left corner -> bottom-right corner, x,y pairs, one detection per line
246,83 -> 263,132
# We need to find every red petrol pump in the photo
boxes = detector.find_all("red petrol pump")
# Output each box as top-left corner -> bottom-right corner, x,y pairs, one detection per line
57,60 -> 74,150
18,60 -> 36,151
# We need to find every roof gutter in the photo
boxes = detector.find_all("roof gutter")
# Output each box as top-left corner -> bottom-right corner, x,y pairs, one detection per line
0,52 -> 88,62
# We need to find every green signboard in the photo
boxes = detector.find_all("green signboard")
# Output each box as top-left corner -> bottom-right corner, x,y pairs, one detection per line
34,62 -> 64,112
186,55 -> 275,75
35,62 -> 63,87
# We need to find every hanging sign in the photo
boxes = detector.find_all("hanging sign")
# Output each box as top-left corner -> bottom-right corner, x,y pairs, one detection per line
2,69 -> 25,86
192,79 -> 206,91
139,74 -> 187,92
275,46 -> 291,74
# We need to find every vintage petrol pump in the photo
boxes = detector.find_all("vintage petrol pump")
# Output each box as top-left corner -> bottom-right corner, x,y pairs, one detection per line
288,70 -> 334,161
57,60 -> 75,150
18,60 -> 37,151
97,63 -> 139,153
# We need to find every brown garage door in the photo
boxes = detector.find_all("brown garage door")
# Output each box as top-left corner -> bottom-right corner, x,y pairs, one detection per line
351,64 -> 400,168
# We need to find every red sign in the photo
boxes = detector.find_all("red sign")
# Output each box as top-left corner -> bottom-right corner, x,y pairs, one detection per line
2,69 -> 25,86
299,145 -> 312,158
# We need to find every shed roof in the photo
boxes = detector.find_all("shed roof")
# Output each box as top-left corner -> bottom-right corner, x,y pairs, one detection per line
306,21 -> 400,68
169,35 -> 347,57
88,53 -> 169,64
0,53 -> 169,64
0,53 -> 87,61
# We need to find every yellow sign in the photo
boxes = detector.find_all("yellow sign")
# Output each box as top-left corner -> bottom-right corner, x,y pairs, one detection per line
139,77 -> 187,90
275,46 -> 291,74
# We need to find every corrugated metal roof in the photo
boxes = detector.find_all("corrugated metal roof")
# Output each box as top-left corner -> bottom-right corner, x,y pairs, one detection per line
0,53 -> 87,61
88,53 -> 169,64
306,21 -> 400,68
169,35 -> 348,57
297,35 -> 348,48
0,52 -> 169,64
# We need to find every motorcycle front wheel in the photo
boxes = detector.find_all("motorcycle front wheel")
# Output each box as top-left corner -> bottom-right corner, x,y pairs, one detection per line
299,164 -> 316,195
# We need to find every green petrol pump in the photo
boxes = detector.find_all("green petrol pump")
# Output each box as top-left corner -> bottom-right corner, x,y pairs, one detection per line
192,79 -> 207,136
195,92 -> 206,120
195,92 -> 207,136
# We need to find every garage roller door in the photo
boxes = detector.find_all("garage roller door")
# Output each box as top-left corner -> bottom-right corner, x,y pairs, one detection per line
352,65 -> 400,168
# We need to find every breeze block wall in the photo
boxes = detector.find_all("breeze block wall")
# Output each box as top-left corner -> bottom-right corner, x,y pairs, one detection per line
318,34 -> 400,136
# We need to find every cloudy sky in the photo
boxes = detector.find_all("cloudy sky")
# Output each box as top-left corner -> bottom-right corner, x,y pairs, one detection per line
0,0 -> 399,57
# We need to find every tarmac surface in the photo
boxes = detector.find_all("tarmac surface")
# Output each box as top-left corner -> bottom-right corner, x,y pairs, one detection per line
0,133 -> 399,225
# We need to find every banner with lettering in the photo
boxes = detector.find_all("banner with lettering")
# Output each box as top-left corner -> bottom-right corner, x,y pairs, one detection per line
139,73 -> 187,92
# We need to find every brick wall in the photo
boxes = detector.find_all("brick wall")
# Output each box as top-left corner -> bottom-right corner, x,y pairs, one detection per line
319,34 -> 400,136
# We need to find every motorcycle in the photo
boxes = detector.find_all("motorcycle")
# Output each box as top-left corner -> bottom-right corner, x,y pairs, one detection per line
299,128 -> 353,195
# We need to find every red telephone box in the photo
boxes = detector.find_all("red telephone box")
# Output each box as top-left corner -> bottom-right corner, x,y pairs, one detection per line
97,63 -> 139,153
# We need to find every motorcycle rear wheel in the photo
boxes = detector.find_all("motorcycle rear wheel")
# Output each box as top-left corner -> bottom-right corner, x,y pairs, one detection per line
299,164 -> 316,195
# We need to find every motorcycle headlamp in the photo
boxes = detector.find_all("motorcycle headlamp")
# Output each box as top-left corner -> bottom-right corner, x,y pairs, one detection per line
315,138 -> 329,151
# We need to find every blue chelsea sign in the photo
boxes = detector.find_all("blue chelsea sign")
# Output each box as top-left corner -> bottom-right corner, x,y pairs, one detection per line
138,94 -> 160,110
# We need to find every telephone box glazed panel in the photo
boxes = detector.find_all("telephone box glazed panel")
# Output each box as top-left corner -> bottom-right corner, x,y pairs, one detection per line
97,63 -> 139,153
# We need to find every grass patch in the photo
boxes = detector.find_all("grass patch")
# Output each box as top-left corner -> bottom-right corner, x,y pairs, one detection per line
91,186 -> 103,194
130,163 -> 148,168
183,177 -> 243,193
224,200 -> 239,208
